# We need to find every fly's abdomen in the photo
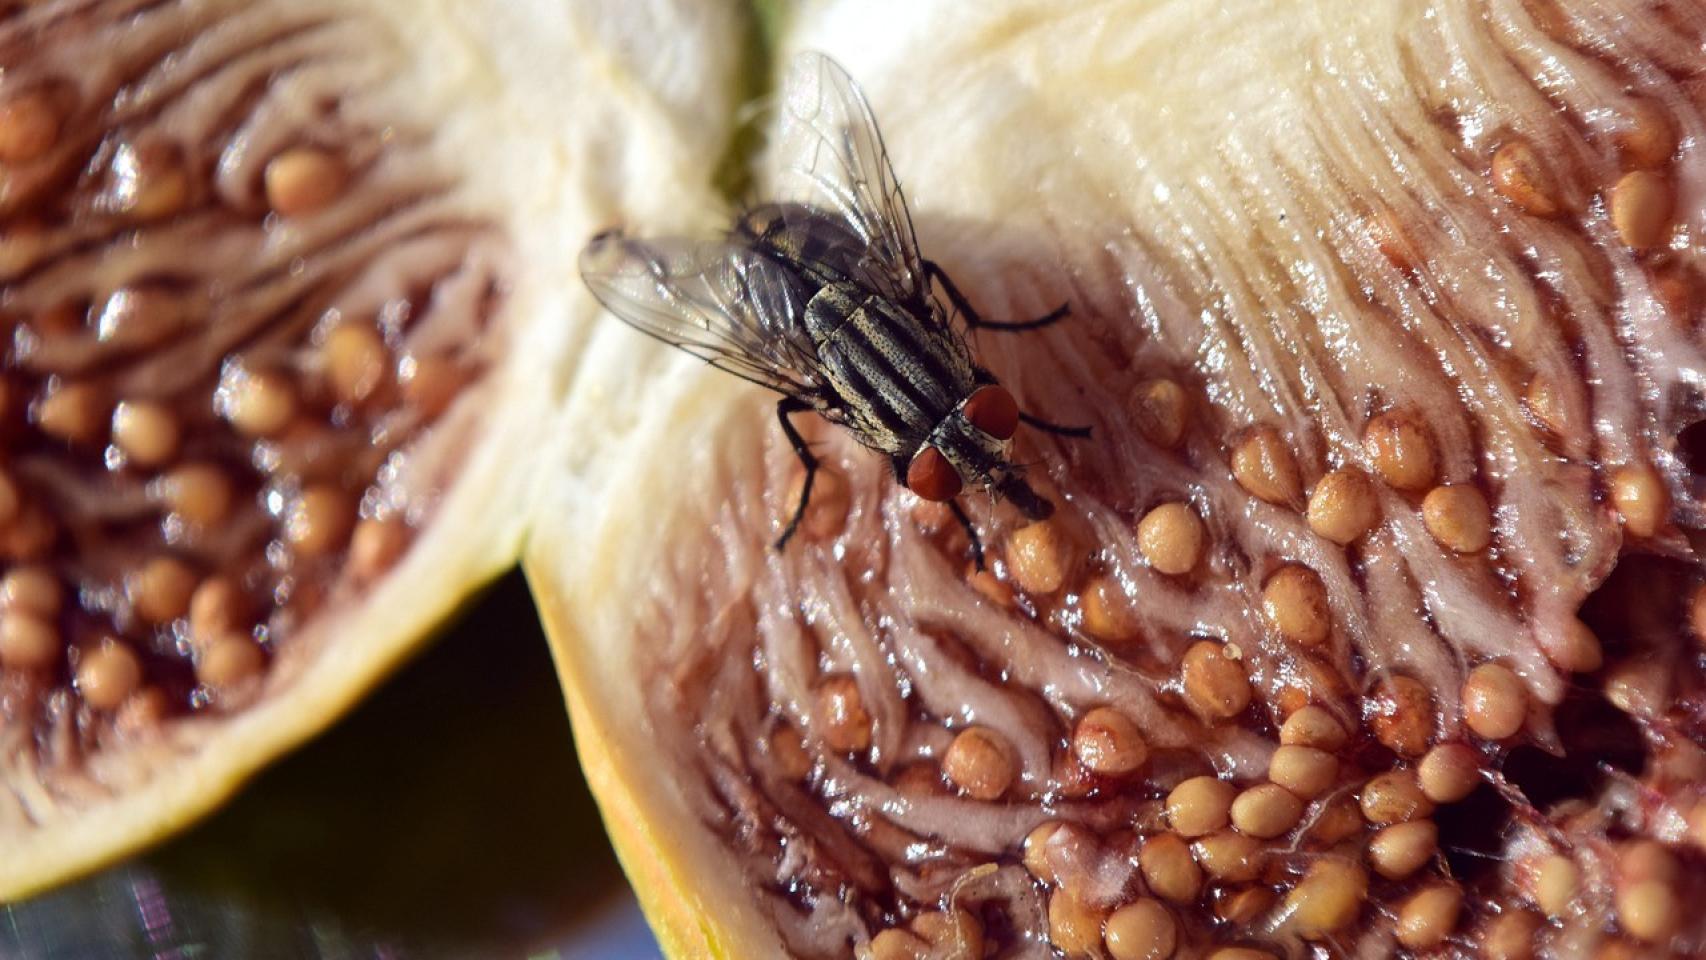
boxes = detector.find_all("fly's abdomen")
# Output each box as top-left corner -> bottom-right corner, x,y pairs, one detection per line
739,203 -> 866,285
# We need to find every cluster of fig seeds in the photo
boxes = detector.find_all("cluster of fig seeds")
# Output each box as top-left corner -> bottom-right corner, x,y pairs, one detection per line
0,46 -> 444,749
966,505 -> 1494,959
1453,113 -> 1684,547
974,390 -> 1682,950
768,403 -> 1696,959
747,90 -> 1706,960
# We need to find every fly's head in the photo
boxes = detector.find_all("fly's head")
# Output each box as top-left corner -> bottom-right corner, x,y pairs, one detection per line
905,385 -> 1055,521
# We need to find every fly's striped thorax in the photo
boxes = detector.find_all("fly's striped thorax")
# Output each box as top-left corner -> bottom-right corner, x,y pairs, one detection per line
804,282 -> 976,456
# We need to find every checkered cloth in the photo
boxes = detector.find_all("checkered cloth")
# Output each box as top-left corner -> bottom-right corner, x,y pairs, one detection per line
2,864 -> 408,960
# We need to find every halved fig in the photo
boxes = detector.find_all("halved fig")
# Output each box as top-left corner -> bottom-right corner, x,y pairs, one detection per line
532,1 -> 1706,957
0,0 -> 744,899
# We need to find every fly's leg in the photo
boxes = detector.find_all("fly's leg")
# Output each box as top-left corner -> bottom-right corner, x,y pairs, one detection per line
925,259 -> 1069,332
970,366 -> 1095,439
897,453 -> 986,568
949,499 -> 987,570
1020,411 -> 1093,438
774,396 -> 819,551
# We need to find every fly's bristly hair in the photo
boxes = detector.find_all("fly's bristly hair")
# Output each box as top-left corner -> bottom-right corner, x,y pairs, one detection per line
578,52 -> 1082,561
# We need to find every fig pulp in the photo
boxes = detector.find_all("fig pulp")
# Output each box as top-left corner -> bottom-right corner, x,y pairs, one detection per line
534,0 -> 1706,957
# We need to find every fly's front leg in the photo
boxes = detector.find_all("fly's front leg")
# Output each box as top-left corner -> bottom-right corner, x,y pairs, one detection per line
1021,411 -> 1093,438
898,453 -> 985,569
949,500 -> 986,570
970,365 -> 1094,439
925,259 -> 1069,332
774,396 -> 819,551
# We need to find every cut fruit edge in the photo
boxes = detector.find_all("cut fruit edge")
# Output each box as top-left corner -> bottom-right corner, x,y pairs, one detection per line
1,0 -> 746,901
532,377 -> 792,959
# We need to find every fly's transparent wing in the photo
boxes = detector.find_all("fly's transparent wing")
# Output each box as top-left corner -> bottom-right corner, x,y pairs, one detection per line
771,52 -> 925,304
578,230 -> 823,396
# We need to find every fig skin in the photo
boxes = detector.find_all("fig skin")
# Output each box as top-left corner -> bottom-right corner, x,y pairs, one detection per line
542,590 -> 772,959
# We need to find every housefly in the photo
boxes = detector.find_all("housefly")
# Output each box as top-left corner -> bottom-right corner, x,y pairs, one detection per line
578,52 -> 1087,566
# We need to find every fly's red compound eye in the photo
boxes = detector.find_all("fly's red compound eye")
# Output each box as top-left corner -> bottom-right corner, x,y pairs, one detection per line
962,385 -> 1019,440
906,445 -> 963,502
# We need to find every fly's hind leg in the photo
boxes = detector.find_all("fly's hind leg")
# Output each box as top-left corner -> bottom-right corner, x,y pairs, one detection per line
925,259 -> 1069,332
774,396 -> 819,551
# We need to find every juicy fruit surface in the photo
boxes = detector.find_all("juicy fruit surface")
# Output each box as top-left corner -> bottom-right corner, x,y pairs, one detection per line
0,0 -> 738,899
0,0 -> 504,725
539,0 -> 1706,957
0,0 -> 504,891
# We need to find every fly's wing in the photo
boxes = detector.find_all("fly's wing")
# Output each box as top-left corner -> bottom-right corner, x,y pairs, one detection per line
578,230 -> 824,397
771,52 -> 926,306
